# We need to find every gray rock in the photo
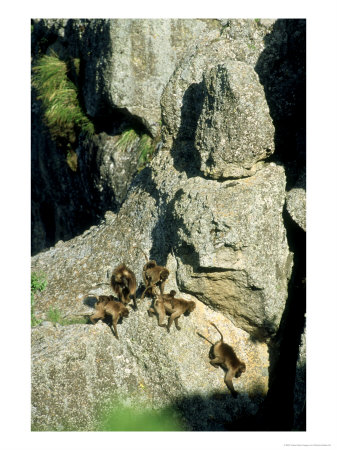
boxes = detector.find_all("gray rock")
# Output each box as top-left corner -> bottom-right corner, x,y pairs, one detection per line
255,19 -> 306,169
79,19 -> 222,135
170,163 -> 291,337
260,19 -> 277,28
77,131 -> 140,209
32,19 -> 68,39
161,19 -> 275,151
31,96 -> 95,255
195,62 -> 274,179
32,149 -> 290,339
31,97 -> 140,255
31,19 -> 224,254
39,321 -> 54,328
31,301 -> 268,431
30,18 -> 305,431
286,171 -> 306,231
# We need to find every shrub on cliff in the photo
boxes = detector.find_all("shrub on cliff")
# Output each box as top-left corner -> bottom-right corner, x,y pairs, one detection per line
32,52 -> 94,158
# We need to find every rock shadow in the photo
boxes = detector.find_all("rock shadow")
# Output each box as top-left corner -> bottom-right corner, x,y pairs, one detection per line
255,19 -> 306,189
257,207 -> 306,431
251,19 -> 306,431
170,390 -> 265,431
83,295 -> 98,309
149,187 -> 201,273
170,81 -> 204,178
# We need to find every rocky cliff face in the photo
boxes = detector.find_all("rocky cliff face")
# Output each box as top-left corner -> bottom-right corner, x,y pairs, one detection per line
31,19 -> 306,431
31,19 -> 222,255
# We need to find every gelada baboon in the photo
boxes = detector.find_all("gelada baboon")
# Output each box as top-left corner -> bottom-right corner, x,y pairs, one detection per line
90,295 -> 129,340
149,291 -> 196,332
134,246 -> 169,299
111,263 -> 137,309
208,322 -> 246,398
147,290 -> 176,328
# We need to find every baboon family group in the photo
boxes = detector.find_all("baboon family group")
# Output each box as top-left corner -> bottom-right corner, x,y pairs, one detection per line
89,249 -> 246,397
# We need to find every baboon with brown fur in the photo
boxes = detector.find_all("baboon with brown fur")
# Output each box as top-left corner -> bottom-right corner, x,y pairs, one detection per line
148,290 -> 176,327
134,247 -> 170,299
208,322 -> 246,398
148,291 -> 196,332
90,295 -> 129,340
111,263 -> 137,309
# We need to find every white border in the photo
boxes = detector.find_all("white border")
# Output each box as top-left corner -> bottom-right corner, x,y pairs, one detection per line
1,1 -> 337,449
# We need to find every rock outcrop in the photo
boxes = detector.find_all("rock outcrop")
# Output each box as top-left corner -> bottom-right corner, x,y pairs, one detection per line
31,19 -> 306,431
31,18 -> 224,255
78,19 -> 222,136
32,304 -> 268,431
195,62 -> 274,179
286,171 -> 306,231
31,141 -> 288,430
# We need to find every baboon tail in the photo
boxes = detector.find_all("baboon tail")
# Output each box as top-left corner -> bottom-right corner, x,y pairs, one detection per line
210,322 -> 224,341
196,332 -> 214,346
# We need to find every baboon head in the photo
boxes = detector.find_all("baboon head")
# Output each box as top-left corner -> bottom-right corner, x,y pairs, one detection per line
184,301 -> 196,315
235,363 -> 246,378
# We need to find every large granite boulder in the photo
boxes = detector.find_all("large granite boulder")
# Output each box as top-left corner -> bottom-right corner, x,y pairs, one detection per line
170,163 -> 292,338
31,302 -> 268,431
79,19 -> 222,135
161,19 -> 275,151
286,171 -> 306,231
195,62 -> 274,179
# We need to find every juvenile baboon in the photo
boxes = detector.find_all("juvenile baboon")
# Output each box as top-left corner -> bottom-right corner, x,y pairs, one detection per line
134,246 -> 170,299
148,291 -> 195,332
164,296 -> 196,332
111,263 -> 137,309
147,290 -> 176,327
90,295 -> 129,340
142,264 -> 170,299
208,322 -> 246,398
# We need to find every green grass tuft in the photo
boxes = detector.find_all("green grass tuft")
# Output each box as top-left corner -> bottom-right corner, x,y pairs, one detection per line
31,272 -> 48,292
115,127 -> 157,171
31,272 -> 47,327
115,128 -> 139,151
46,307 -> 88,326
137,133 -> 154,170
32,52 -> 94,155
46,307 -> 62,324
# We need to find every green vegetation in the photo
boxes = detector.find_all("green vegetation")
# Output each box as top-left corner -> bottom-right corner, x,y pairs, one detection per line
33,399 -> 184,431
31,273 -> 87,327
31,272 -> 47,326
96,402 -> 185,431
137,133 -> 154,169
115,128 -> 139,151
32,52 -> 161,172
45,307 -> 62,324
31,272 -> 48,292
32,52 -> 94,170
46,307 -> 88,326
115,127 -> 157,171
